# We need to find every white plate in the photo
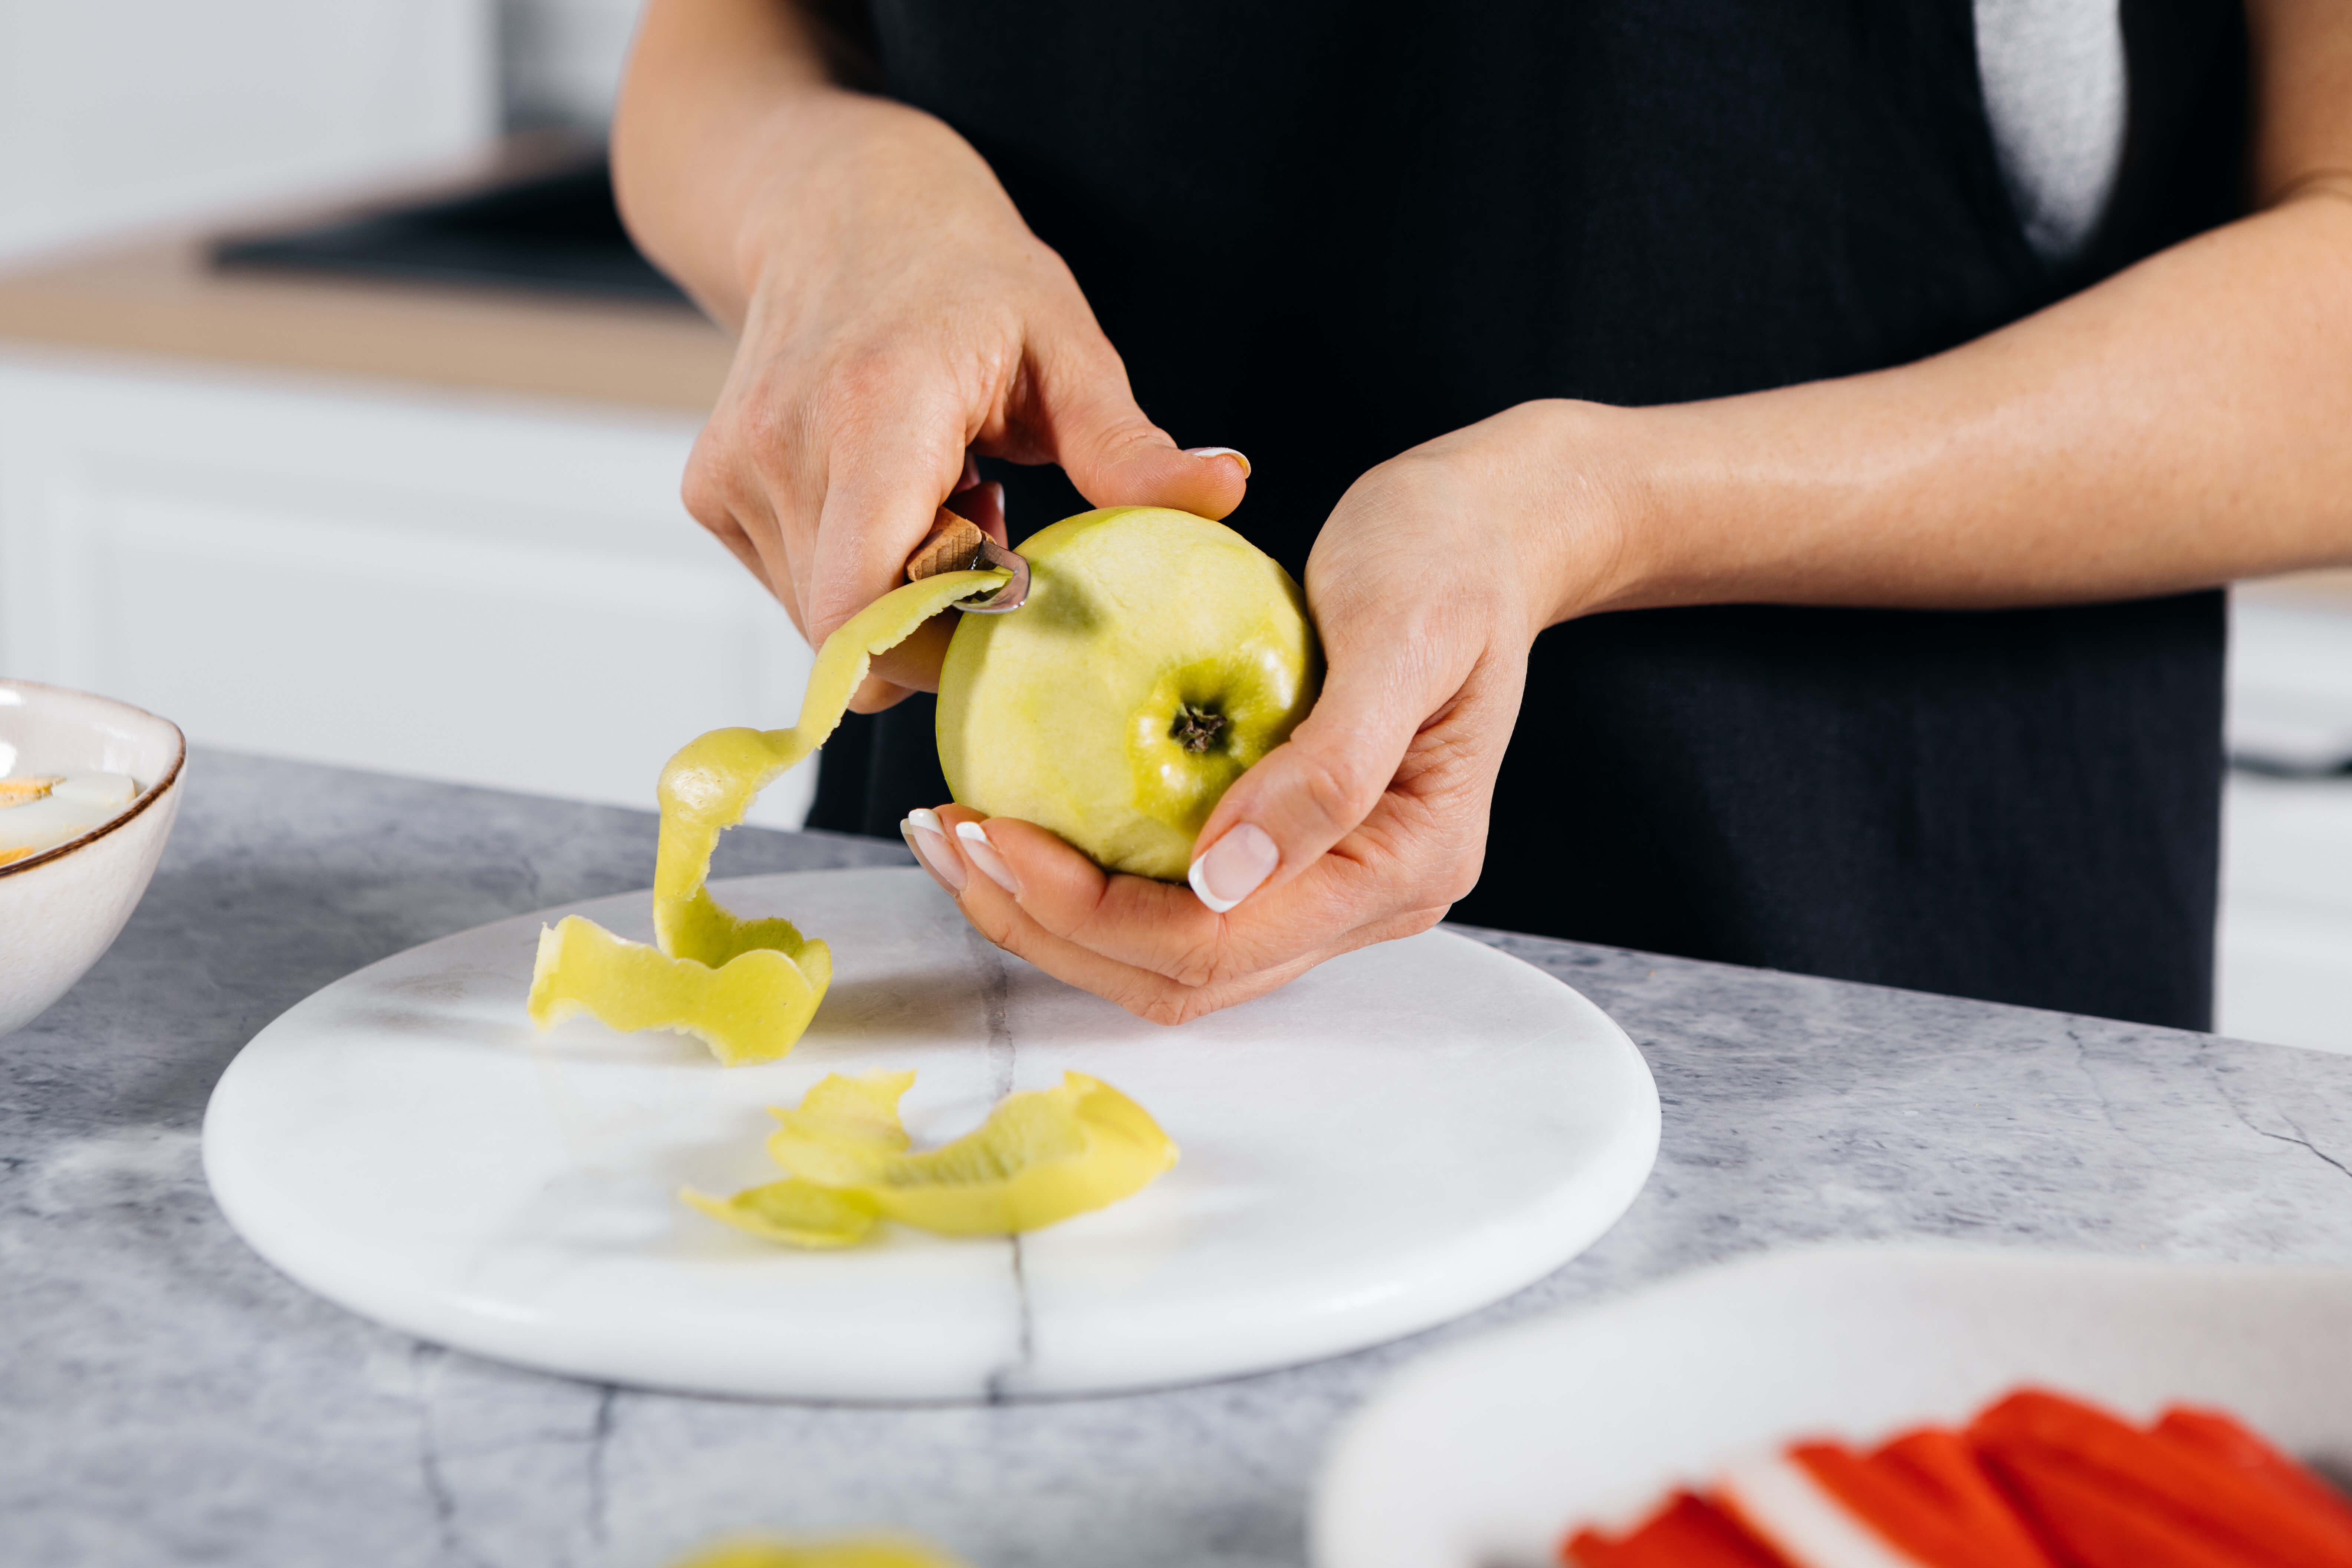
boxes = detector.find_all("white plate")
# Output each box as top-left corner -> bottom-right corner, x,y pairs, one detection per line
203,868 -> 1659,1401
1314,1246 -> 2352,1568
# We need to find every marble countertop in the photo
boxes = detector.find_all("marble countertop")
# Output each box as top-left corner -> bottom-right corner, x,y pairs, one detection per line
7,749 -> 2350,1568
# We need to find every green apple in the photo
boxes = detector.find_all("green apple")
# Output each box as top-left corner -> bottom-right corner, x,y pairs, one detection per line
936,507 -> 1322,882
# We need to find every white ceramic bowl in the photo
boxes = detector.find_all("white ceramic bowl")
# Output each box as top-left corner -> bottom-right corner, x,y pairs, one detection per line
0,680 -> 185,1038
1313,1247 -> 2352,1568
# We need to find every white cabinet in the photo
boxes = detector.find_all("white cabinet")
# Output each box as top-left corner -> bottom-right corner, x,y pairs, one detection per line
2219,775 -> 2352,1054
2218,594 -> 2352,1054
0,351 -> 817,828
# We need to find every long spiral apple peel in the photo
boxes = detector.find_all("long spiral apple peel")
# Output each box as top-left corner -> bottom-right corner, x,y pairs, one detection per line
525,569 -> 1006,1066
525,569 -> 1179,1246
671,1535 -> 968,1568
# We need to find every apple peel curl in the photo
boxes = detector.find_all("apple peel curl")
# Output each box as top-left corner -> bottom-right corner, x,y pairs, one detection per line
526,569 -> 1007,1066
670,1536 -> 968,1568
684,1068 -> 1179,1246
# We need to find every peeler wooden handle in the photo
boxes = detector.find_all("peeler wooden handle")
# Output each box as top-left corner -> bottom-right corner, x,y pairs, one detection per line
904,506 -> 1030,612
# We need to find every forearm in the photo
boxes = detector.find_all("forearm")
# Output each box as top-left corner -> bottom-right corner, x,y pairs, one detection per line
612,0 -> 999,331
611,0 -> 832,323
1556,182 -> 2352,623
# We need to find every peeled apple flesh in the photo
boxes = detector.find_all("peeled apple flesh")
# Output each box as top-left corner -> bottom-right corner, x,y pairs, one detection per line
937,507 -> 1320,882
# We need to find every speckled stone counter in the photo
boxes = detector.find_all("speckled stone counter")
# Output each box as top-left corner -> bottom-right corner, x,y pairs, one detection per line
7,750 -> 2350,1567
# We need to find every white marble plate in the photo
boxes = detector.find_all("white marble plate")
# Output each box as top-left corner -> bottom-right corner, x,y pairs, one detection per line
203,868 -> 1659,1401
1313,1246 -> 2352,1568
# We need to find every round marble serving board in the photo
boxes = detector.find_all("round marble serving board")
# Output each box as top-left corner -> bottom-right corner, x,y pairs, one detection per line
203,867 -> 1659,1401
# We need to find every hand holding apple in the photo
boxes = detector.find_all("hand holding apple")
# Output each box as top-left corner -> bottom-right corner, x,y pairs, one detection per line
937,507 -> 1321,883
906,402 -> 1623,1023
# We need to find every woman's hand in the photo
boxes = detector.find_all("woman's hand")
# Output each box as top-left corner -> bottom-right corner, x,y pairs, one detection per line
614,0 -> 1249,709
900,401 -> 1632,1023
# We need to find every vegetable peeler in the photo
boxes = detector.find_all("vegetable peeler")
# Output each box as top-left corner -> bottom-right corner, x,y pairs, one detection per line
903,507 -> 1029,612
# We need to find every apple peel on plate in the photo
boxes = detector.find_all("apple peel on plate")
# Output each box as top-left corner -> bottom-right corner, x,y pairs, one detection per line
525,568 -> 1006,1066
683,1068 -> 1180,1246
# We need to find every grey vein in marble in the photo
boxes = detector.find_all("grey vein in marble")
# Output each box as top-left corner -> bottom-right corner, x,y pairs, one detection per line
5,748 -> 2350,1568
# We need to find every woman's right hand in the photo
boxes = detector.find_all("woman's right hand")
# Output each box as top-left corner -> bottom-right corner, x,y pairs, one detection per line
615,1 -> 1249,708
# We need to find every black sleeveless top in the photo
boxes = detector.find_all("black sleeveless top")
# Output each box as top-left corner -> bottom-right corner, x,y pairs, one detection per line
810,0 -> 2246,1030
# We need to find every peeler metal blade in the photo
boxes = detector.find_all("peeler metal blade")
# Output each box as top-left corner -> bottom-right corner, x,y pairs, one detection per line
904,509 -> 1030,612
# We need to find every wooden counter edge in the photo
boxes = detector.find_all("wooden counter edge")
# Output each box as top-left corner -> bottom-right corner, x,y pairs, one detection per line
0,233 -> 733,415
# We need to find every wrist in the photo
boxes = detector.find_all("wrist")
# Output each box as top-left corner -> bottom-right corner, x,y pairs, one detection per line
1496,399 -> 1662,630
730,93 -> 1010,309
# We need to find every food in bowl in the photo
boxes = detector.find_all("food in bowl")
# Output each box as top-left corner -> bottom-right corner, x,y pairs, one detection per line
1565,1386 -> 2352,1568
0,680 -> 185,1039
0,772 -> 140,865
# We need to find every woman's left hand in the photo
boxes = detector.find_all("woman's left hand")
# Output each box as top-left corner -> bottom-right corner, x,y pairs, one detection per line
899,400 -> 1627,1023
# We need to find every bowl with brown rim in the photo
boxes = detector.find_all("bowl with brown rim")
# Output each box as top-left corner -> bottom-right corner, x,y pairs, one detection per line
0,680 -> 185,1038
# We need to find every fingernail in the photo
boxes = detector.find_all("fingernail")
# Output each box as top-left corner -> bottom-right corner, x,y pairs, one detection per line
1189,823 -> 1277,913
903,809 -> 966,893
1184,446 -> 1251,478
956,819 -> 1022,896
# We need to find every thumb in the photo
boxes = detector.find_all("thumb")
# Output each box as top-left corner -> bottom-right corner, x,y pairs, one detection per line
1031,337 -> 1250,520
1182,644 -> 1433,914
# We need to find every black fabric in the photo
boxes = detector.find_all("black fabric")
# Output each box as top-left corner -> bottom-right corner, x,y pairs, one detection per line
810,694 -> 950,839
809,0 -> 2245,1028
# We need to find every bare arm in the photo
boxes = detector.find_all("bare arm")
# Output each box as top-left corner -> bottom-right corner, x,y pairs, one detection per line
1550,0 -> 2352,621
610,0 -> 1248,707
611,0 -> 832,328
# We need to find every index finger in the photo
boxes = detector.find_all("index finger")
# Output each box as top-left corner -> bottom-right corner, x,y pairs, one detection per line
802,398 -> 974,701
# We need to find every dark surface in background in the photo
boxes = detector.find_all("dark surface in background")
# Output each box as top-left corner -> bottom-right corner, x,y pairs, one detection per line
212,159 -> 686,304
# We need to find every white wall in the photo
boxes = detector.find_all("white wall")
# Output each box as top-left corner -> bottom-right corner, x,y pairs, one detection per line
0,0 -> 496,265
500,0 -> 641,130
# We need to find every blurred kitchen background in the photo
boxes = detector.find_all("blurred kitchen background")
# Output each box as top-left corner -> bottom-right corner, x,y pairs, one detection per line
2,0 -> 2347,1051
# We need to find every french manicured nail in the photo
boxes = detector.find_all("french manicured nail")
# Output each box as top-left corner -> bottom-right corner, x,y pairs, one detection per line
1189,823 -> 1277,913
956,820 -> 1022,895
1184,446 -> 1251,477
903,809 -> 966,893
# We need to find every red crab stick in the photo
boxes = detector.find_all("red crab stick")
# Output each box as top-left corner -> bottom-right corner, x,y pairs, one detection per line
1782,1430 -> 2059,1568
2154,1406 -> 2352,1539
1565,1490 -> 1796,1568
1970,1390 -> 2352,1568
1719,1452 -> 1937,1567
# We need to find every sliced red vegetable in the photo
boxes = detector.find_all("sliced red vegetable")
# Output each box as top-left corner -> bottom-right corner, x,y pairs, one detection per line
1971,1389 -> 2352,1568
2154,1406 -> 2352,1541
1875,1429 -> 2064,1565
1789,1431 -> 2056,1568
1564,1490 -> 1796,1568
1982,1440 -> 2255,1568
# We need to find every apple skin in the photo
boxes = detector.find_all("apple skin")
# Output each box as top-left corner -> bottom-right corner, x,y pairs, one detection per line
936,507 -> 1323,882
